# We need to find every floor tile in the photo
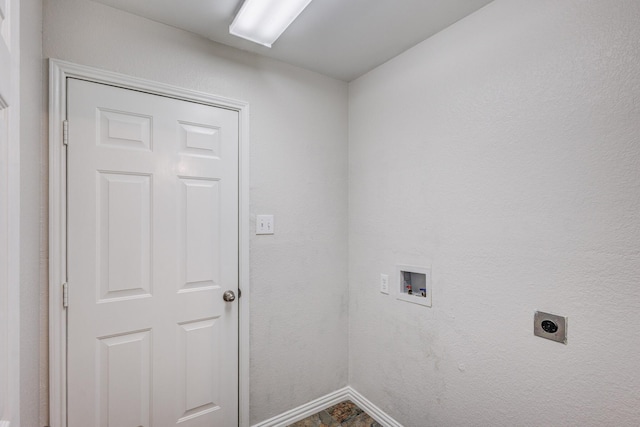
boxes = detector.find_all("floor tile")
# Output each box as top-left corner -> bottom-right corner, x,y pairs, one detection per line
342,412 -> 382,427
317,410 -> 342,426
326,400 -> 363,423
287,400 -> 378,427
288,410 -> 340,427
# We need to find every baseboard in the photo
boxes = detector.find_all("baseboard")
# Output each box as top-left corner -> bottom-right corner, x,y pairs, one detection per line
346,387 -> 403,427
252,387 -> 351,427
251,386 -> 403,427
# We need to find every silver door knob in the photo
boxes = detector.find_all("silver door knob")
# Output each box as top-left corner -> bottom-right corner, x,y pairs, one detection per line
223,290 -> 236,302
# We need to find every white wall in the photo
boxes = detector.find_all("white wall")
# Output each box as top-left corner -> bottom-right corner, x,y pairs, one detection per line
0,0 -> 22,424
20,0 -> 45,425
42,0 -> 349,424
348,1 -> 640,426
32,0 -> 640,425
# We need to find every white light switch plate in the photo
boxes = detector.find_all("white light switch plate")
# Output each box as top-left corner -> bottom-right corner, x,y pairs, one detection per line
256,215 -> 274,235
380,274 -> 389,294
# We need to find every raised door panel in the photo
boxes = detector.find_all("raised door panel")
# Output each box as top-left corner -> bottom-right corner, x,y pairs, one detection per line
179,178 -> 220,292
178,121 -> 220,158
99,109 -> 152,152
98,172 -> 152,302
177,318 -> 223,424
97,330 -> 151,427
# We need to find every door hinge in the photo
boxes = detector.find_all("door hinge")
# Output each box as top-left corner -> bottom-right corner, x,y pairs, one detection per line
62,282 -> 69,308
63,120 -> 69,146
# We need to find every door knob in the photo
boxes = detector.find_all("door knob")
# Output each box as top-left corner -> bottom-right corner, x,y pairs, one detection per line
223,290 -> 236,302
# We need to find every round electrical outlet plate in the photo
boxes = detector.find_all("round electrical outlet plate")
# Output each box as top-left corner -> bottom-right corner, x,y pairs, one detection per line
534,311 -> 567,344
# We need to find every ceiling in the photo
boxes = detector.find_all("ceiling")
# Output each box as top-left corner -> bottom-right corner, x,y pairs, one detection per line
91,0 -> 494,82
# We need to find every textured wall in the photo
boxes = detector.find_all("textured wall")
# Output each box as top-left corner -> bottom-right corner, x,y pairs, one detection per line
43,0 -> 349,424
36,0 -> 640,425
20,0 -> 46,425
348,1 -> 640,426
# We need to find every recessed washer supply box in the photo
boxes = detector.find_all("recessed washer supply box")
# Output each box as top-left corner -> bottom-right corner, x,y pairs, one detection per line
396,265 -> 432,307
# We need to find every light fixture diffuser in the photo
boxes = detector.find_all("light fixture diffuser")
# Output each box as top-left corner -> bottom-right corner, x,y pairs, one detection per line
229,0 -> 314,48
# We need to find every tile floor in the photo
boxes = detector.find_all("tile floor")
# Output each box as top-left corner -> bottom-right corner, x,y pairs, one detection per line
287,400 -> 381,427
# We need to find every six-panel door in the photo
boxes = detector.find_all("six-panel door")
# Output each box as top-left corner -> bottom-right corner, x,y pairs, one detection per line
66,78 -> 239,427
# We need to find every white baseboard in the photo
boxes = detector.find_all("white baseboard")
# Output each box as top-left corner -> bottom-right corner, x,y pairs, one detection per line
252,387 -> 351,427
251,386 -> 403,427
347,387 -> 403,427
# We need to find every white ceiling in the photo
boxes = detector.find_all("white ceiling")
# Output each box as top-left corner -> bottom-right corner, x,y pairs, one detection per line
91,0 -> 494,82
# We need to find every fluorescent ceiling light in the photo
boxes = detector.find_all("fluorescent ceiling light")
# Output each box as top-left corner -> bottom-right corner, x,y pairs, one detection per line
230,0 -> 314,48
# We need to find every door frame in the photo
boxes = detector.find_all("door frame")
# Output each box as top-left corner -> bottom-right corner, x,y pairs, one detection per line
1,0 -> 21,425
48,59 -> 251,427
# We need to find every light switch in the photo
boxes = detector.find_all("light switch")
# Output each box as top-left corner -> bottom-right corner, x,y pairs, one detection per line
256,215 -> 274,235
380,274 -> 389,294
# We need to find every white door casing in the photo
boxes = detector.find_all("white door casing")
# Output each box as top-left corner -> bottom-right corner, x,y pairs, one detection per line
0,0 -> 20,425
49,60 -> 251,427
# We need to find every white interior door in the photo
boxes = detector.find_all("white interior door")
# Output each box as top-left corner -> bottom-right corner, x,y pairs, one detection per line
66,78 -> 239,427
